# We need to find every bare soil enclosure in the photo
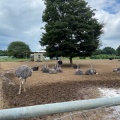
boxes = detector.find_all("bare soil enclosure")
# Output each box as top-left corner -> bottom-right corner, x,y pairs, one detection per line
0,59 -> 120,120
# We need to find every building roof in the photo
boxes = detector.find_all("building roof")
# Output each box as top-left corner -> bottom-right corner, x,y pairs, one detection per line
39,50 -> 46,53
30,50 -> 46,54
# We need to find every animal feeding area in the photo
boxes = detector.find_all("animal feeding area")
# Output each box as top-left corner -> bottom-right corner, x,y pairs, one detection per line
0,59 -> 120,120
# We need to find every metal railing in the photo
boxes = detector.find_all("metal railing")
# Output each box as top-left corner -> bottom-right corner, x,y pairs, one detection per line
0,97 -> 120,120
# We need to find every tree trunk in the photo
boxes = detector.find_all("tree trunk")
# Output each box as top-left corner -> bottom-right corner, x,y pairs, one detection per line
70,56 -> 73,67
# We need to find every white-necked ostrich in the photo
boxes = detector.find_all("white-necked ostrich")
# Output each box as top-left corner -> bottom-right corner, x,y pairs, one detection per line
85,64 -> 97,75
41,64 -> 49,73
113,68 -> 120,73
49,64 -> 57,74
54,63 -> 63,73
15,65 -> 32,94
74,64 -> 83,75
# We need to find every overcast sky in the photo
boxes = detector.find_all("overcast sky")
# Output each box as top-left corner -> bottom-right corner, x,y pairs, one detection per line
0,0 -> 120,52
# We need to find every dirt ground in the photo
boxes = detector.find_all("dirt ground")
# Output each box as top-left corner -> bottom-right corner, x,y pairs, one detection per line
0,59 -> 120,120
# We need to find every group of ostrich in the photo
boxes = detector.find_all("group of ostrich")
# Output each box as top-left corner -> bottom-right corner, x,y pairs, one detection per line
41,63 -> 63,73
1,63 -> 63,94
1,61 -> 120,94
74,64 -> 97,75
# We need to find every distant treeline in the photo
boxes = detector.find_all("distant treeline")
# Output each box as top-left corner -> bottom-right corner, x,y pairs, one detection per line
0,50 -> 8,56
90,54 -> 120,59
80,46 -> 120,59
0,46 -> 120,59
92,46 -> 120,56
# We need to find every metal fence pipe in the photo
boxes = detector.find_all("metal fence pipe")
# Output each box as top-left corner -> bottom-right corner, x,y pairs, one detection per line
0,97 -> 120,120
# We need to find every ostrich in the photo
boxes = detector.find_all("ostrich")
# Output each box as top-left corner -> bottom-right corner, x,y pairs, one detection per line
73,64 -> 80,69
73,64 -> 77,69
54,63 -> 63,73
49,68 -> 57,74
31,66 -> 39,71
57,59 -> 62,67
113,68 -> 120,73
85,64 -> 97,75
53,63 -> 57,70
56,64 -> 63,73
49,64 -> 57,74
109,58 -> 114,60
41,64 -> 46,71
41,64 -> 49,73
74,64 -> 83,75
15,65 -> 32,94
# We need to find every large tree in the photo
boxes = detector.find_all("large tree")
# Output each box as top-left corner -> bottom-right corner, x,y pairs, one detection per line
40,0 -> 104,65
7,41 -> 31,58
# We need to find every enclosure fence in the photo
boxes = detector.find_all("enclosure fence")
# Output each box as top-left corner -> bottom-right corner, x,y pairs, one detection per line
0,97 -> 120,120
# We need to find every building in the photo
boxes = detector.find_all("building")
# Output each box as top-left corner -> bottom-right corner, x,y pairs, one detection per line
30,50 -> 46,62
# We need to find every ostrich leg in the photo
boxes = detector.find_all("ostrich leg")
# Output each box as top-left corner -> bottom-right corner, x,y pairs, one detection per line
23,79 -> 26,92
18,80 -> 22,94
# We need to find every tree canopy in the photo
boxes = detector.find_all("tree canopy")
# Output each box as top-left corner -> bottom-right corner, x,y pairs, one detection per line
40,0 -> 104,65
0,50 -> 8,56
102,47 -> 116,55
7,41 -> 31,58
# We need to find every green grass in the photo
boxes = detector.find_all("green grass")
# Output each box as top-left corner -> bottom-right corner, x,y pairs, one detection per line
0,58 -> 30,62
62,55 -> 120,60
0,55 -> 119,62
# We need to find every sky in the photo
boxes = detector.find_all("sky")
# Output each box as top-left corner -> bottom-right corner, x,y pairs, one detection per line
0,0 -> 120,52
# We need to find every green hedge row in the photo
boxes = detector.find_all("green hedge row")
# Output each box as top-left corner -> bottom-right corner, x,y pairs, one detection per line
90,54 -> 120,59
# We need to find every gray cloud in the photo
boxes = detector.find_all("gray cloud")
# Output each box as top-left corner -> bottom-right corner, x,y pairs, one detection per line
86,0 -> 120,49
0,0 -> 45,51
0,0 -> 120,52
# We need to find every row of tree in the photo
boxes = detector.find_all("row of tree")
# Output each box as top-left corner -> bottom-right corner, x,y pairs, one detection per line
93,46 -> 120,56
0,41 -> 120,58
